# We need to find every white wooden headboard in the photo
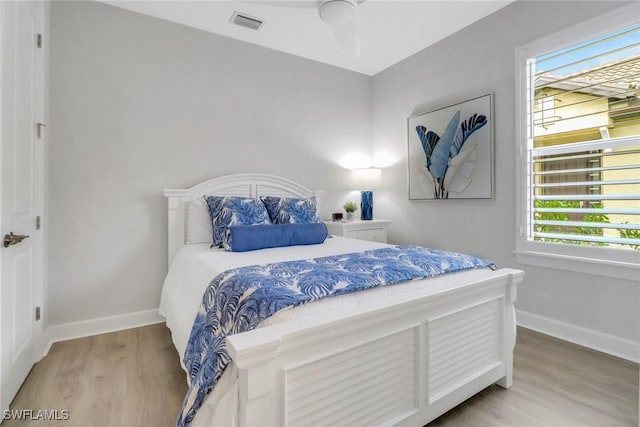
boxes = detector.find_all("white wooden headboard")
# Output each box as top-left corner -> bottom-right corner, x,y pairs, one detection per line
163,173 -> 325,265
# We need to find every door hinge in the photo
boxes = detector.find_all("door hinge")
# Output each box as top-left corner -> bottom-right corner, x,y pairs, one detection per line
36,216 -> 41,230
36,34 -> 42,48
35,306 -> 41,321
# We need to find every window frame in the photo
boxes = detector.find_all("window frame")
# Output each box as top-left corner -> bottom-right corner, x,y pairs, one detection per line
515,3 -> 640,281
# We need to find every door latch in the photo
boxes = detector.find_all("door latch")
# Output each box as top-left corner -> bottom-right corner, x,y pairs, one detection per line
3,232 -> 29,248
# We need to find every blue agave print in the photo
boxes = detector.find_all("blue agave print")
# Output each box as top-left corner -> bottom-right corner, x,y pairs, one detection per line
224,197 -> 271,225
205,196 -> 271,247
261,196 -> 320,224
176,246 -> 494,426
203,195 -> 225,245
416,111 -> 488,198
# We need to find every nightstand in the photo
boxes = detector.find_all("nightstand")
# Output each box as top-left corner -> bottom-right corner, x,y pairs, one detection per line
324,219 -> 391,243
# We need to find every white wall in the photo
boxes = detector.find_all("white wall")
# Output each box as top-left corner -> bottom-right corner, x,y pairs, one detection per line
371,1 -> 639,357
48,1 -> 371,326
49,0 -> 638,360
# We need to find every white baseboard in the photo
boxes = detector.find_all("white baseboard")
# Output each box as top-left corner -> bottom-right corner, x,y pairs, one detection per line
42,309 -> 165,357
39,308 -> 639,364
516,309 -> 640,363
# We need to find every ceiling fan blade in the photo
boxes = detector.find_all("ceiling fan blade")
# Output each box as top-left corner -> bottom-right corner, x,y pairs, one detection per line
331,20 -> 360,58
251,0 -> 365,8
247,1 -> 318,9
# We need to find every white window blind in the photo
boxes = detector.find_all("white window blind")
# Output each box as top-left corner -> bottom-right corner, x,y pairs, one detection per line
525,23 -> 640,252
529,136 -> 640,249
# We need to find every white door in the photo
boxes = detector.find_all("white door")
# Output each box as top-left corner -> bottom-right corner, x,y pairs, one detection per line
0,1 -> 45,413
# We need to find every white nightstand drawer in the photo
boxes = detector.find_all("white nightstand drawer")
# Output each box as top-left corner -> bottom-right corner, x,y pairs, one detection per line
324,219 -> 391,243
346,228 -> 387,243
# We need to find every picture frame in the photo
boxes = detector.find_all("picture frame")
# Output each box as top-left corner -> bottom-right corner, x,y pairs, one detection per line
407,93 -> 494,200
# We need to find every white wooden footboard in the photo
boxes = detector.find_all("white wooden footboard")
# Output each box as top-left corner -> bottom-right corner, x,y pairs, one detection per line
227,268 -> 523,427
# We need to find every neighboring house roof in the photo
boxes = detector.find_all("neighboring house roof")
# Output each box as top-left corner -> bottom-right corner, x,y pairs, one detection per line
536,54 -> 640,99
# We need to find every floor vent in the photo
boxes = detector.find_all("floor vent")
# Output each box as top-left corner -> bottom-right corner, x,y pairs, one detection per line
231,12 -> 263,31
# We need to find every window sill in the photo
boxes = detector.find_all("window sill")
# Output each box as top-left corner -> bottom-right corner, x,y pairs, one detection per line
515,249 -> 639,281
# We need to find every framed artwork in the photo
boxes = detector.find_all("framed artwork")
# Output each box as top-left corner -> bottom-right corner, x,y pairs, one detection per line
407,93 -> 494,200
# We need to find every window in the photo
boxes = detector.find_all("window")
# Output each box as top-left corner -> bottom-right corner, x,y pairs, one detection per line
516,6 -> 640,280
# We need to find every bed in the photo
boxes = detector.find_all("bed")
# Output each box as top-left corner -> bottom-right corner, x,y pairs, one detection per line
160,173 -> 523,427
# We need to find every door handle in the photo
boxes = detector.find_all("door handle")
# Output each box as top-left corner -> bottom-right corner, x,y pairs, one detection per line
3,232 -> 30,248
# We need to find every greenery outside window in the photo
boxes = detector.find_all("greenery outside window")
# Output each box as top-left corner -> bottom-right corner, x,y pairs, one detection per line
516,6 -> 640,280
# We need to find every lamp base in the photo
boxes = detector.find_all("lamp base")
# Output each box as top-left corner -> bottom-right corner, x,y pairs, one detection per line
361,191 -> 373,220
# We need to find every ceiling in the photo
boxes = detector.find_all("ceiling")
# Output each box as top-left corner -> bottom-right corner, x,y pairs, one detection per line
101,0 -> 513,76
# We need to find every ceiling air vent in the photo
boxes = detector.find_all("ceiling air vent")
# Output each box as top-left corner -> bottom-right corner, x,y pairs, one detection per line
231,12 -> 263,31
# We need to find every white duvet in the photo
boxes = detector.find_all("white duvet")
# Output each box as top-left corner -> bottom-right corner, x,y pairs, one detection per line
159,237 -> 494,426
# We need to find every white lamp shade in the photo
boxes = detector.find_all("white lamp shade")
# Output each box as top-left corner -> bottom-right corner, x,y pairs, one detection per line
351,168 -> 381,190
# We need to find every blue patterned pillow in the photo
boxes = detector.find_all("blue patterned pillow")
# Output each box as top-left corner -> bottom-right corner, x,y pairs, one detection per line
204,196 -> 271,247
203,196 -> 224,222
260,196 -> 320,224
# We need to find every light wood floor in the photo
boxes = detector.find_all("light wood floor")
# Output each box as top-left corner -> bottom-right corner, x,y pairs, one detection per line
5,325 -> 187,427
5,325 -> 638,427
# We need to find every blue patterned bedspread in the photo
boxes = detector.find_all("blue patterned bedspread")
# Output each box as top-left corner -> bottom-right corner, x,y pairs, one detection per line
177,246 -> 494,426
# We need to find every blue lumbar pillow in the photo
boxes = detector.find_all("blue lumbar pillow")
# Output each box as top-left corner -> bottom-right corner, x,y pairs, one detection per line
223,223 -> 328,252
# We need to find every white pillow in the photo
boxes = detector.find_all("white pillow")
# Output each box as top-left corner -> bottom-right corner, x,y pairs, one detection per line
186,198 -> 213,244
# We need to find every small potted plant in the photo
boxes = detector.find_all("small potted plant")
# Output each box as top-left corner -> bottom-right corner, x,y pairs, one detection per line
343,201 -> 358,221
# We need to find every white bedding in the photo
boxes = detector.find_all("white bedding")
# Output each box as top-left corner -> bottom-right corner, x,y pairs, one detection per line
160,236 -> 389,362
159,236 -> 496,426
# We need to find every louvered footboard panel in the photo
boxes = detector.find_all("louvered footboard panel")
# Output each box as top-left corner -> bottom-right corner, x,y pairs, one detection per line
427,298 -> 502,404
284,326 -> 419,427
228,269 -> 522,427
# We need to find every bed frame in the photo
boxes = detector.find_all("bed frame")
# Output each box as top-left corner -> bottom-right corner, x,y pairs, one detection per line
164,173 -> 523,427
